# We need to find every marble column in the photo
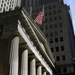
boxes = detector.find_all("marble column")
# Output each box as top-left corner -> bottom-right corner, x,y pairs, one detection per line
37,65 -> 42,75
30,58 -> 36,75
21,49 -> 28,75
43,71 -> 46,75
9,36 -> 19,75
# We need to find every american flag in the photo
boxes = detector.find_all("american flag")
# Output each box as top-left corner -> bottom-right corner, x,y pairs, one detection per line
34,7 -> 44,25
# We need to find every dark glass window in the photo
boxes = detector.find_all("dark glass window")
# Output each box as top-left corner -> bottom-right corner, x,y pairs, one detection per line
53,5 -> 56,8
62,55 -> 66,60
59,16 -> 62,19
56,47 -> 59,52
56,56 -> 60,61
58,10 -> 61,13
63,67 -> 67,73
45,7 -> 47,10
59,23 -> 62,27
32,15 -> 35,19
50,38 -> 53,43
45,25 -> 48,30
49,11 -> 52,15
60,37 -> 63,41
55,38 -> 58,42
61,46 -> 64,51
54,17 -> 57,21
58,68 -> 61,73
45,12 -> 47,16
55,31 -> 58,36
40,27 -> 43,31
49,6 -> 51,9
53,10 -> 56,14
45,33 -> 48,37
50,24 -> 53,29
50,32 -> 53,37
60,30 -> 63,33
49,18 -> 52,21
54,23 -> 57,28
51,48 -> 54,52
36,9 -> 39,12
45,18 -> 48,22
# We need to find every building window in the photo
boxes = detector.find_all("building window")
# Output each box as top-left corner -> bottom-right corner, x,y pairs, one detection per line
55,38 -> 58,42
50,38 -> 53,43
45,7 -> 47,10
50,32 -> 53,37
36,9 -> 39,12
49,18 -> 52,21
54,17 -> 57,21
53,10 -> 56,14
50,24 -> 53,29
45,25 -> 48,30
49,11 -> 52,15
40,27 -> 43,31
59,16 -> 62,19
62,55 -> 66,60
45,18 -> 48,22
56,47 -> 59,52
56,56 -> 60,61
51,48 -> 54,52
53,5 -> 56,8
45,33 -> 48,37
1,4 -> 3,7
60,37 -> 63,41
61,46 -> 64,51
60,30 -> 63,33
63,67 -> 67,73
54,23 -> 57,28
58,9 -> 61,13
32,10 -> 35,13
59,23 -> 62,27
0,8 -> 2,11
4,4 -> 6,6
55,31 -> 58,36
58,68 -> 61,73
45,12 -> 47,16
49,6 -> 51,9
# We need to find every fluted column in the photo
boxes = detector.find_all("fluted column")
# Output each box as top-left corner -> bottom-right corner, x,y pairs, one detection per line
37,65 -> 42,75
21,49 -> 28,75
30,58 -> 36,75
9,35 -> 19,75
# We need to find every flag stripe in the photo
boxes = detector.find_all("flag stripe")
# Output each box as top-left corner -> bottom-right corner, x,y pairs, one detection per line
34,8 -> 44,25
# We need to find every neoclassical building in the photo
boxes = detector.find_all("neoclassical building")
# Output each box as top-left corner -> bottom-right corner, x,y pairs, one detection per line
0,0 -> 58,75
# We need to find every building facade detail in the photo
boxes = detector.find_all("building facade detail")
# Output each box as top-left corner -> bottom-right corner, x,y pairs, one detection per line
0,6 -> 57,75
0,0 -> 21,13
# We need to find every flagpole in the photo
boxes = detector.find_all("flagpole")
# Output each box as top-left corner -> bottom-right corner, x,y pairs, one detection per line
43,4 -> 45,33
30,6 -> 32,17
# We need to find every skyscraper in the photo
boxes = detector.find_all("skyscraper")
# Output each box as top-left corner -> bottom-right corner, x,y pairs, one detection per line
24,0 -> 75,75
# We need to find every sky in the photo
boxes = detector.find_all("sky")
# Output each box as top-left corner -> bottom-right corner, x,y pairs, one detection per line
64,0 -> 75,34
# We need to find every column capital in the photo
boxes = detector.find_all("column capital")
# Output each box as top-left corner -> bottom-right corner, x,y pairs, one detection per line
19,43 -> 27,53
36,61 -> 42,66
42,68 -> 47,72
9,33 -> 19,40
28,53 -> 36,59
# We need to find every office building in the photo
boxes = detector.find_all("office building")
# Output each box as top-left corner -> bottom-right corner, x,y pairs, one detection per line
0,0 -> 58,75
24,0 -> 75,75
